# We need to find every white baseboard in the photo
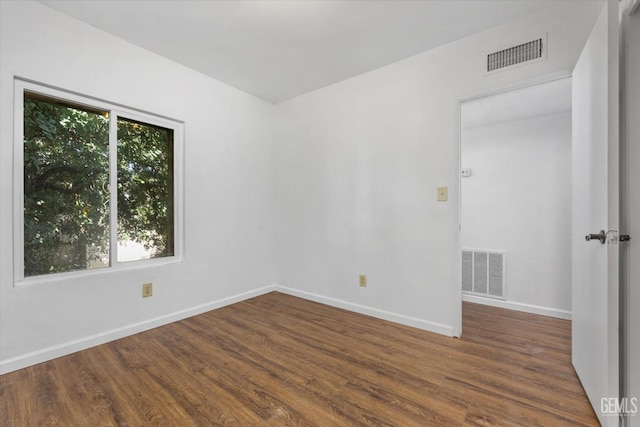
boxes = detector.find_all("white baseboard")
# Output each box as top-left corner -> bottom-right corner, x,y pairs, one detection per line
1,284 -> 458,374
0,285 -> 277,375
274,286 -> 455,336
462,294 -> 572,320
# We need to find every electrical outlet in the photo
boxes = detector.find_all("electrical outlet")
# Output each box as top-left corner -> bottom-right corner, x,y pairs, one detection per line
142,282 -> 153,298
359,274 -> 367,287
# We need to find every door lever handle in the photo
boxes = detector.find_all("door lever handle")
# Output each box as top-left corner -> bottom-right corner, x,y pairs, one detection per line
585,230 -> 631,244
585,230 -> 606,244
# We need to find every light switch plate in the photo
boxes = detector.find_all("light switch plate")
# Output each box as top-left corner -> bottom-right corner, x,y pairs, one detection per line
437,186 -> 448,202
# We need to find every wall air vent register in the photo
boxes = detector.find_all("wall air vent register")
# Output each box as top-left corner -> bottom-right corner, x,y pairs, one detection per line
487,38 -> 545,72
462,249 -> 506,299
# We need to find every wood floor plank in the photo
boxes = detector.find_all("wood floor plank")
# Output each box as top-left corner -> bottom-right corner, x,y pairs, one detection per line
0,292 -> 598,426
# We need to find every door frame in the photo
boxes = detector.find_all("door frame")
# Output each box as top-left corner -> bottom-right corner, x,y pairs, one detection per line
454,71 -> 573,337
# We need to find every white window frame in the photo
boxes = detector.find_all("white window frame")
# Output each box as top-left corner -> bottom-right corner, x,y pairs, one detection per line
13,79 -> 184,285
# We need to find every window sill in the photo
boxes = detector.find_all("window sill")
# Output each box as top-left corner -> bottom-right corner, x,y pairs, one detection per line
13,256 -> 184,288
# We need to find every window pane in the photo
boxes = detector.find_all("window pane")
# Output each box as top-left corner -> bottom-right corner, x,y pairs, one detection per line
117,117 -> 174,262
23,93 -> 110,277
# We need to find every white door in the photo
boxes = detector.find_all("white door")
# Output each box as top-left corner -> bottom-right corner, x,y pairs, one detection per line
621,1 -> 640,425
572,1 -> 620,425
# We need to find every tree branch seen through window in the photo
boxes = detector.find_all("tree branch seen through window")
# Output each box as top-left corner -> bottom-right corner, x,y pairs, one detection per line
23,92 -> 175,277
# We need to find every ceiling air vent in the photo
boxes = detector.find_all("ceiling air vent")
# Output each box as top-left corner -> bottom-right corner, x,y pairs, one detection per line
487,38 -> 543,72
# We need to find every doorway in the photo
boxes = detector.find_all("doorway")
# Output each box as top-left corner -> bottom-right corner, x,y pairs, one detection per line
459,77 -> 573,323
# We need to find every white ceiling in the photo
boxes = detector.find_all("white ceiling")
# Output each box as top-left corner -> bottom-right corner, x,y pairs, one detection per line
461,78 -> 572,129
40,0 -> 572,104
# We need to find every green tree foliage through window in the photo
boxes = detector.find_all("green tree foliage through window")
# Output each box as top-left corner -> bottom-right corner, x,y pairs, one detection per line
24,95 -> 110,276
117,118 -> 174,261
23,92 -> 175,277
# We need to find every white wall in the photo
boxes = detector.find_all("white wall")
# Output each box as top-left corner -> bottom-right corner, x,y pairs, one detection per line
0,1 -> 277,373
273,2 -> 603,336
461,109 -> 572,318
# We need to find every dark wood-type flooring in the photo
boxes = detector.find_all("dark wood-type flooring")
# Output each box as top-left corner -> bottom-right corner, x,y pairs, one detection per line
0,292 -> 598,426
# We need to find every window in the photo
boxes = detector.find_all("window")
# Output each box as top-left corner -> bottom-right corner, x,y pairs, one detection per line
15,80 -> 183,281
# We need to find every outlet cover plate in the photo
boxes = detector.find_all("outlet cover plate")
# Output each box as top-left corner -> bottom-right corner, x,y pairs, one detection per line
142,283 -> 153,298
